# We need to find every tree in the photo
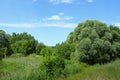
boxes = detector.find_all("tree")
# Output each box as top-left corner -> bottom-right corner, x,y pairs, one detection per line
0,30 -> 12,60
40,47 -> 53,57
10,32 -> 38,55
36,43 -> 46,55
72,20 -> 120,64
54,42 -> 75,60
66,32 -> 74,44
110,25 -> 120,34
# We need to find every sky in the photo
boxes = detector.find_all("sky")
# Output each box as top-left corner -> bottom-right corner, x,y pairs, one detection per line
0,0 -> 120,46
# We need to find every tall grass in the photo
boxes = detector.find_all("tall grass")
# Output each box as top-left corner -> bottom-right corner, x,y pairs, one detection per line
0,54 -> 44,80
63,59 -> 120,80
1,54 -> 120,80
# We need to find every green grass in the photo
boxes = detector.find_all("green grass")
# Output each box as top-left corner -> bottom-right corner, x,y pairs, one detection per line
0,54 -> 44,80
1,54 -> 120,80
63,59 -> 120,80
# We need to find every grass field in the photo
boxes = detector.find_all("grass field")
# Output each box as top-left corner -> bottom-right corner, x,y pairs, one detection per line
0,54 -> 44,80
0,54 -> 120,80
63,59 -> 120,80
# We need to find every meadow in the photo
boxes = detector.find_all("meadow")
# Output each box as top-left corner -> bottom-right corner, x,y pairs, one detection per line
63,59 -> 120,80
0,54 -> 120,80
0,54 -> 44,80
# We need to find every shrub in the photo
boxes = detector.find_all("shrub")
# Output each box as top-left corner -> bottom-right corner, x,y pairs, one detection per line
0,51 -> 4,60
64,60 -> 87,76
39,56 -> 65,80
10,53 -> 24,58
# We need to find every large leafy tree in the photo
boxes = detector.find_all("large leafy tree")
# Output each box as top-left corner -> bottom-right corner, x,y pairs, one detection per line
71,20 -> 120,64
10,32 -> 38,55
0,30 -> 12,60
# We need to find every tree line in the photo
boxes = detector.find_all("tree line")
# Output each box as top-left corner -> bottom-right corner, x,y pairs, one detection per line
1,20 -> 120,63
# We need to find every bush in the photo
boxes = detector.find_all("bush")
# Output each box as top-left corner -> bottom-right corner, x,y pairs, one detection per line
64,60 -> 87,76
64,62 -> 81,75
0,51 -> 4,60
54,42 -> 75,60
10,53 -> 24,58
39,56 -> 65,80
40,47 -> 53,57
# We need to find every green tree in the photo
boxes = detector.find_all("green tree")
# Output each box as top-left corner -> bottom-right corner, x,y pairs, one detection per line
72,20 -> 120,64
54,42 -> 75,60
10,32 -> 38,55
36,43 -> 46,55
40,47 -> 52,57
66,32 -> 74,44
0,30 -> 12,60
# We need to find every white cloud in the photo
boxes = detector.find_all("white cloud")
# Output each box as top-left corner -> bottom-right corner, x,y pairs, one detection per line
47,15 -> 73,20
87,0 -> 93,3
46,13 -> 73,21
0,12 -> 75,28
49,0 -> 94,4
0,22 -> 77,28
0,23 -> 34,28
49,0 -> 73,4
42,22 -> 77,28
114,22 -> 120,27
47,15 -> 61,20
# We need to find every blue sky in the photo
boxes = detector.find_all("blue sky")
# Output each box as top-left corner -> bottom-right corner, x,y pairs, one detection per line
0,0 -> 120,46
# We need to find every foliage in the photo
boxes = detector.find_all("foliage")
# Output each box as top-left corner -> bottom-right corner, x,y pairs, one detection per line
63,59 -> 120,80
110,25 -> 120,34
0,20 -> 120,80
10,32 -> 38,55
0,30 -> 12,60
0,55 -> 42,80
10,53 -> 24,58
64,60 -> 86,76
39,56 -> 65,80
54,42 -> 75,60
72,20 -> 120,64
40,46 -> 53,57
36,42 -> 46,55
66,32 -> 74,44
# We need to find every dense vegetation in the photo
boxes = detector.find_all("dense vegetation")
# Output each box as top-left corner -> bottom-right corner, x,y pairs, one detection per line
64,59 -> 120,80
70,20 -> 120,64
0,20 -> 120,80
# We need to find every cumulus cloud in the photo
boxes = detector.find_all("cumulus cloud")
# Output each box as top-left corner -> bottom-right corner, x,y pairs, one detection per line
0,12 -> 76,28
47,15 -> 73,20
47,15 -> 61,20
46,12 -> 73,21
49,0 -> 73,4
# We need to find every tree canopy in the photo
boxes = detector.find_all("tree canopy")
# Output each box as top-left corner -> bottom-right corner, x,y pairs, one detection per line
67,20 -> 120,64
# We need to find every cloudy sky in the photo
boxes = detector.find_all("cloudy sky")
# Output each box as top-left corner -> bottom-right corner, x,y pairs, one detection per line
0,0 -> 120,46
